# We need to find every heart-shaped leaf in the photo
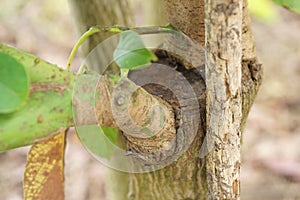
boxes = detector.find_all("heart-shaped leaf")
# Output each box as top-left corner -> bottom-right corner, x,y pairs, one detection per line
0,52 -> 30,113
113,30 -> 157,70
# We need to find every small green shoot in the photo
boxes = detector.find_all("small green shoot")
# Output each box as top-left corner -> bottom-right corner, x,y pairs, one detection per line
113,30 -> 158,73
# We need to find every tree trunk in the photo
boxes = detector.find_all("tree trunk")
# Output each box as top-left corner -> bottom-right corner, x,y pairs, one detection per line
69,0 -> 262,199
205,0 -> 243,199
144,0 -> 167,26
204,0 -> 262,199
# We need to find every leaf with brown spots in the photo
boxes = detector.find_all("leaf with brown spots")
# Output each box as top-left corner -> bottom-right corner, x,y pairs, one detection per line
23,130 -> 66,200
0,43 -> 74,152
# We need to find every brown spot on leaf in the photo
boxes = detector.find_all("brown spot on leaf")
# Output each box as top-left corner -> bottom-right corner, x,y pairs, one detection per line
68,116 -> 74,125
51,74 -> 56,79
34,58 -> 40,65
64,76 -> 70,84
37,115 -> 43,124
59,109 -> 64,113
54,87 -> 61,93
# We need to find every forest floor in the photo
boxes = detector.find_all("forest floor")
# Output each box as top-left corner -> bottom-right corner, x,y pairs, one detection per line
0,1 -> 300,199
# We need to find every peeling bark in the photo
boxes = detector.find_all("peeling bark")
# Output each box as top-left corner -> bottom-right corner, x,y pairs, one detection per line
205,0 -> 243,199
69,0 -> 263,199
205,0 -> 262,199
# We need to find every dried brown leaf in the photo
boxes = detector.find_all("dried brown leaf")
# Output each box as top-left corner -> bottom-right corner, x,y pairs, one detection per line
23,129 -> 66,200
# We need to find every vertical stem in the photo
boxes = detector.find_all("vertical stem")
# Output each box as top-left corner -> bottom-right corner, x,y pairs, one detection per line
205,0 -> 243,199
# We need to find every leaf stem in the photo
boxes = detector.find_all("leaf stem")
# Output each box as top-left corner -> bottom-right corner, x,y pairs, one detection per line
66,27 -> 100,71
66,24 -> 176,72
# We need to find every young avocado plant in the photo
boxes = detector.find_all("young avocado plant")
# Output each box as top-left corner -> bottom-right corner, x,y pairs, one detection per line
0,24 -> 176,152
0,24 -> 175,199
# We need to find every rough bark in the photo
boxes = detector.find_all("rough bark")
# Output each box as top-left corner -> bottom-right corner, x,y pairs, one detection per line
126,1 -> 208,199
204,0 -> 262,199
69,0 -> 263,199
127,57 -> 207,199
164,0 -> 205,46
205,0 -> 243,199
94,76 -> 176,153
240,0 -> 263,131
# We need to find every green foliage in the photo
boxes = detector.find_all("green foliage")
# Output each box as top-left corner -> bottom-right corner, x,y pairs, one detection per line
113,30 -> 158,70
165,23 -> 178,31
248,0 -> 278,22
0,52 -> 30,113
0,25 -> 170,151
273,0 -> 300,13
76,125 -> 119,159
101,125 -> 119,144
0,44 -> 74,151
107,74 -> 121,86
248,0 -> 300,22
0,89 -> 72,152
0,44 -> 75,84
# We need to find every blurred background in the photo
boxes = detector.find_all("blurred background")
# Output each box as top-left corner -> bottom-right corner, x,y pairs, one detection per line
0,0 -> 300,199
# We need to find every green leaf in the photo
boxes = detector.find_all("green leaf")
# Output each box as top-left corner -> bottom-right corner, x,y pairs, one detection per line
273,0 -> 300,13
76,125 -> 119,159
0,89 -> 72,152
0,43 -> 75,85
101,125 -> 118,144
165,23 -> 178,31
113,30 -> 158,70
0,52 -> 30,113
0,44 -> 74,151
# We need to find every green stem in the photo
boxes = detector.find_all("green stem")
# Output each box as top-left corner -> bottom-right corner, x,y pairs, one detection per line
66,24 -> 176,71
66,26 -> 126,71
67,27 -> 101,71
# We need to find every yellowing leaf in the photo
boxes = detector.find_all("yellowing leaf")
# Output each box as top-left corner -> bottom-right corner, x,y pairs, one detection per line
23,129 -> 66,200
